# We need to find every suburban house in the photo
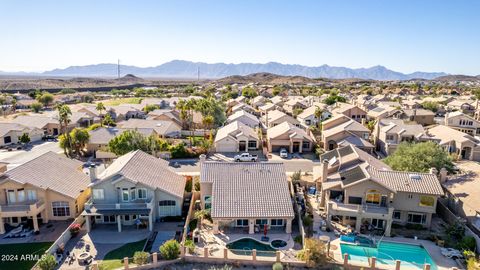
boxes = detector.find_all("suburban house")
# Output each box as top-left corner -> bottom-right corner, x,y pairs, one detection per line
85,127 -> 123,156
199,161 -> 295,234
296,103 -> 331,127
116,119 -> 182,138
446,99 -> 476,114
270,96 -> 284,107
82,150 -> 186,232
402,99 -> 422,110
0,123 -> 44,147
0,152 -> 91,234
366,106 -> 401,121
251,96 -> 267,108
321,114 -> 373,152
401,109 -> 435,126
373,119 -> 437,155
262,109 -> 300,128
283,99 -> 307,115
444,111 -> 480,136
428,125 -> 480,161
214,121 -> 259,152
108,105 -> 145,121
258,103 -> 277,116
315,145 -> 444,236
331,103 -> 367,123
231,103 -> 256,115
226,110 -> 260,128
266,121 -> 314,153
146,109 -> 183,127
10,115 -> 66,135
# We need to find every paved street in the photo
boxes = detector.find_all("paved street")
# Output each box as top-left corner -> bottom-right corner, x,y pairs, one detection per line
0,141 -> 63,169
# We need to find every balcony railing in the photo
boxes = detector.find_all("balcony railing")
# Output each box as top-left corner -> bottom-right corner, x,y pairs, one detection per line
85,198 -> 153,211
328,200 -> 391,215
0,200 -> 45,213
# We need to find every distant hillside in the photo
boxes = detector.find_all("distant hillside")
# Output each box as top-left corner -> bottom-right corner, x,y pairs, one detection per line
435,74 -> 480,82
21,60 -> 448,80
216,72 -> 320,85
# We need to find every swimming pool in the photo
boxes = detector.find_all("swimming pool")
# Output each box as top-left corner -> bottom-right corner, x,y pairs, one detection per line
341,241 -> 437,270
226,238 -> 276,257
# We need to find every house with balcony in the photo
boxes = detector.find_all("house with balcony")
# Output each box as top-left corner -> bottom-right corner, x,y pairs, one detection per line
373,119 -> 437,155
444,111 -> 480,136
296,103 -> 331,128
266,121 -> 314,153
0,152 -> 90,234
331,103 -> 367,123
82,150 -> 186,232
199,160 -> 294,234
314,145 -> 444,236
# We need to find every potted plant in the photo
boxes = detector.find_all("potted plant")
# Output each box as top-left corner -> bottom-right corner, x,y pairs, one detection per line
69,223 -> 81,237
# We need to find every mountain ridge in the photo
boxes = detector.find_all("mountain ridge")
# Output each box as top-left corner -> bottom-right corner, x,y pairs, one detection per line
1,60 -> 449,80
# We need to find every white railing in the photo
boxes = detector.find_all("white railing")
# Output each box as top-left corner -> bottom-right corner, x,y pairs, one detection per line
0,199 -> 44,212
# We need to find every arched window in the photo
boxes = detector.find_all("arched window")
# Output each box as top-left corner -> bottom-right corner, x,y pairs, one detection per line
365,189 -> 381,205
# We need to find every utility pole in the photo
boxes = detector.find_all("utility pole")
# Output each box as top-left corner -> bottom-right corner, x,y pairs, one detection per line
117,59 -> 120,78
197,66 -> 200,82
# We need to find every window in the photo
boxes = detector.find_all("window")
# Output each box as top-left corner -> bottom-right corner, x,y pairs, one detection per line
371,219 -> 385,229
130,188 -> 136,201
236,219 -> 249,227
159,200 -> 176,206
103,215 -> 116,223
204,196 -> 212,210
305,119 -> 311,125
271,219 -> 284,226
419,196 -> 435,207
26,190 -> 37,201
7,190 -> 16,203
92,189 -> 104,200
17,189 -> 25,202
124,215 -> 130,221
348,196 -> 362,205
248,141 -> 257,148
122,188 -> 129,202
363,133 -> 369,139
256,219 -> 268,225
393,211 -> 401,220
137,188 -> 147,200
407,194 -> 414,199
407,213 -> 427,224
302,141 -> 310,149
386,135 -> 395,141
52,201 -> 70,217
4,136 -> 11,144
365,190 -> 381,205
351,115 -> 356,119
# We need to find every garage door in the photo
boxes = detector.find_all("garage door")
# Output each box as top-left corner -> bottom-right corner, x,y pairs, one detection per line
158,200 -> 178,217
271,145 -> 288,153
216,142 -> 237,152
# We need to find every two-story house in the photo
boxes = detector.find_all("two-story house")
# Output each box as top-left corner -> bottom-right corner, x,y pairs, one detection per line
0,152 -> 90,234
428,125 -> 480,161
321,114 -> 373,153
296,103 -> 331,128
262,110 -> 300,129
82,150 -> 186,232
444,111 -> 480,136
314,145 -> 444,236
373,119 -> 437,155
331,103 -> 367,123
214,121 -> 259,152
199,159 -> 295,235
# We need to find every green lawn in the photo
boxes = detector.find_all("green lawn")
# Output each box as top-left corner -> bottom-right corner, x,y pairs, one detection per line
102,98 -> 143,106
99,239 -> 147,270
0,242 -> 52,270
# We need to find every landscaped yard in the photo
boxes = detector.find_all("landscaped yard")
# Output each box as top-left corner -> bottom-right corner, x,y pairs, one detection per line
101,97 -> 143,106
0,242 -> 52,270
99,239 -> 147,270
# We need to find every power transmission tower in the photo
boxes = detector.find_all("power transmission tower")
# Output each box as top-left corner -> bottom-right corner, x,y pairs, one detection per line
117,59 -> 121,78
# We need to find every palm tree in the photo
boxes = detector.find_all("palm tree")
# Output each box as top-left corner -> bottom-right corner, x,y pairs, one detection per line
202,115 -> 214,135
96,102 -> 106,126
57,104 -> 72,156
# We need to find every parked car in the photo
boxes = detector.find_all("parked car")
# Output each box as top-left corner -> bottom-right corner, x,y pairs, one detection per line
234,153 -> 258,162
280,148 -> 289,158
43,135 -> 57,141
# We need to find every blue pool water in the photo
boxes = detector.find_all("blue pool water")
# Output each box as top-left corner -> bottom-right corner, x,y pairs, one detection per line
227,238 -> 276,257
341,241 -> 437,270
340,234 -> 375,246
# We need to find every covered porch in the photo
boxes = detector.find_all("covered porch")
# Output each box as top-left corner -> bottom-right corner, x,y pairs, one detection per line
0,200 -> 46,234
82,207 -> 154,233
212,218 -> 293,235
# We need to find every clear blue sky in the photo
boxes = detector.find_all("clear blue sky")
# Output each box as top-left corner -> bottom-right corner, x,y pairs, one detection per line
1,0 -> 479,75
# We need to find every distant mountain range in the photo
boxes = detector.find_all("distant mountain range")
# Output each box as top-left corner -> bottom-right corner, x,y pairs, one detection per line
0,60 -> 450,80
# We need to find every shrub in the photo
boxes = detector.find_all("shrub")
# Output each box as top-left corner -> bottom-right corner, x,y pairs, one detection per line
185,176 -> 193,192
296,238 -> 327,266
272,262 -> 284,270
159,239 -> 180,260
38,254 -> 56,270
458,236 -> 477,251
294,235 -> 303,244
291,170 -> 302,183
69,223 -> 81,236
133,251 -> 149,265
303,215 -> 313,227
405,223 -> 425,230
184,239 -> 195,254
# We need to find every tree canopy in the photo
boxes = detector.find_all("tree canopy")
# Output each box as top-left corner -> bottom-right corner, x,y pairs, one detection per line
384,141 -> 454,172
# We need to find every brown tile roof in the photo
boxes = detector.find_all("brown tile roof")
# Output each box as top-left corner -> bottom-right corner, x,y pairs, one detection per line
0,152 -> 89,199
200,162 -> 295,219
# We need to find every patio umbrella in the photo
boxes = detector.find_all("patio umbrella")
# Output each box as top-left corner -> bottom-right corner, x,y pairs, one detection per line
263,224 -> 268,236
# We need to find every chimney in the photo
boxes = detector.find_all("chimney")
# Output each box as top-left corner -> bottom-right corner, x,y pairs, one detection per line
88,165 -> 97,182
439,167 -> 448,183
321,159 -> 329,182
361,118 -> 366,125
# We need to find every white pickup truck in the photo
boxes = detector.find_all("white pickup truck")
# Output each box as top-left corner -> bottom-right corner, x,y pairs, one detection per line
234,153 -> 258,162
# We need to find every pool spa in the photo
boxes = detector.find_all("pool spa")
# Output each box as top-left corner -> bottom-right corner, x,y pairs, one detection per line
341,241 -> 437,270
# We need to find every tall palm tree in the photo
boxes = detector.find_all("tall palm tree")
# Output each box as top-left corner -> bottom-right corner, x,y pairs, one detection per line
96,102 -> 106,126
57,104 -> 72,156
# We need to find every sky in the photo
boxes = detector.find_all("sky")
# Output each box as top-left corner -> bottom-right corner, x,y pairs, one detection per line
1,0 -> 479,75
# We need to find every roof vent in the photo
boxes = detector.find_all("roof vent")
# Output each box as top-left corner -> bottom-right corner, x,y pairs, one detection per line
409,174 -> 421,180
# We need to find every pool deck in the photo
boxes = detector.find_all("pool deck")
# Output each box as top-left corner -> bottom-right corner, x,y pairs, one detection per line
328,235 -> 460,270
